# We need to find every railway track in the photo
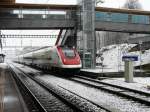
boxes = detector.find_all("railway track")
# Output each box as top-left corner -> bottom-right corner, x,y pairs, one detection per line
70,75 -> 150,106
10,63 -> 150,112
9,65 -> 47,112
9,64 -> 110,112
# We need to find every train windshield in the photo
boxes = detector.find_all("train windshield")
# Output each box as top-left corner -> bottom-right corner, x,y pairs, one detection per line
62,48 -> 76,58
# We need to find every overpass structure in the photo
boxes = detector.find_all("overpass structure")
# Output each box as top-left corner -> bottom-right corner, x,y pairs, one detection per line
1,1 -> 150,68
1,3 -> 150,33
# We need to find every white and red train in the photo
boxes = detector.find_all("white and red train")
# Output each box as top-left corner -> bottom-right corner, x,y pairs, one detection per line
14,46 -> 82,72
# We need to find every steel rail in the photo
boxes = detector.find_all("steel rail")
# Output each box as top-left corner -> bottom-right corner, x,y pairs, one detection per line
9,64 -> 47,112
71,76 -> 150,106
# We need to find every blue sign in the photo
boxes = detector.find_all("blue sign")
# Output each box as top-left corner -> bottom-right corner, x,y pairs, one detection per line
122,55 -> 138,61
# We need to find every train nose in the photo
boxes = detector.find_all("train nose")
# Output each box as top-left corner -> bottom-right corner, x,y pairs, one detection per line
63,59 -> 66,63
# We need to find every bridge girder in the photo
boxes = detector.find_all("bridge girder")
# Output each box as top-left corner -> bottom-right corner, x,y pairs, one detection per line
1,3 -> 150,15
0,19 -> 75,30
1,4 -> 150,33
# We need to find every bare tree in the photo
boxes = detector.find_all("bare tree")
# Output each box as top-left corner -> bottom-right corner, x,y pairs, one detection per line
95,0 -> 105,6
123,0 -> 142,9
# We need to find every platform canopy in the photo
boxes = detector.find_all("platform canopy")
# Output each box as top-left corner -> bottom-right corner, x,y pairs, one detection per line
0,0 -> 15,4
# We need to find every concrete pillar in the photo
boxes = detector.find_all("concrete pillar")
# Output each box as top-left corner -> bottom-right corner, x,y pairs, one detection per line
124,60 -> 134,83
77,0 -> 96,69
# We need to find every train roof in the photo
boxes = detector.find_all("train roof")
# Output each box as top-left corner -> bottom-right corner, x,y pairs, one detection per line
18,45 -> 74,56
22,46 -> 52,54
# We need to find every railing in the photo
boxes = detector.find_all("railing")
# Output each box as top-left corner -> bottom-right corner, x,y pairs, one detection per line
0,35 -> 60,48
1,7 -> 150,25
0,34 -> 60,38
95,11 -> 150,25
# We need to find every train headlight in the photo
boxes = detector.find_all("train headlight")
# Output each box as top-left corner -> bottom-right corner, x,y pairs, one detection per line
77,58 -> 80,63
64,59 -> 66,62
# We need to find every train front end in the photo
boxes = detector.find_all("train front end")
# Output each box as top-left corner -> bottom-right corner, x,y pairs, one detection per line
57,46 -> 82,70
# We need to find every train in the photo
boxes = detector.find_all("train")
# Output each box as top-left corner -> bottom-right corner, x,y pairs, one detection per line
14,46 -> 82,72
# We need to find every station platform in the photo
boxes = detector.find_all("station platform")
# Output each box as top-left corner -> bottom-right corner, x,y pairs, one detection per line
0,63 -> 28,112
80,67 -> 150,78
81,67 -> 150,94
101,77 -> 150,94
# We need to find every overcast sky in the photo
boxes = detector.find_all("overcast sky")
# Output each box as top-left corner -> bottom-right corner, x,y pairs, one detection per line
100,0 -> 150,10
16,0 -> 150,11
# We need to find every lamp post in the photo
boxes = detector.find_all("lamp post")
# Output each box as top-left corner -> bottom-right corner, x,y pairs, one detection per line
139,40 -> 142,75
100,56 -> 104,73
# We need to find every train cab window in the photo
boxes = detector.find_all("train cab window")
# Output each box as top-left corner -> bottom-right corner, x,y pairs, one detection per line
62,48 -> 76,58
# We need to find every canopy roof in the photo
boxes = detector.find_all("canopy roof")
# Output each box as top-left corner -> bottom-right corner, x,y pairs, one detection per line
0,0 -> 15,4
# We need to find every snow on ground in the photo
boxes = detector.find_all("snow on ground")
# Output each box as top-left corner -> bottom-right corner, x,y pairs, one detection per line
96,43 -> 150,72
102,77 -> 150,94
91,43 -> 150,93
97,44 -> 135,69
12,62 -> 150,111
12,62 -> 150,94
81,67 -> 121,73
36,75 -> 150,112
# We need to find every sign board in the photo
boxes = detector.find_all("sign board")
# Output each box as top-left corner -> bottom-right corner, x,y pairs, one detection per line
122,55 -> 138,61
